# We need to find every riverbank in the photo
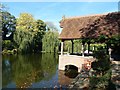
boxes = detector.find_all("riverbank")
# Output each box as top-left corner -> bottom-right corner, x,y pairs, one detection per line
68,70 -> 90,89
68,61 -> 120,90
111,61 -> 120,90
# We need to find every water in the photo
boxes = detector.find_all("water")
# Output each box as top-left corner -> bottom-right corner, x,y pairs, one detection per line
2,53 -> 72,89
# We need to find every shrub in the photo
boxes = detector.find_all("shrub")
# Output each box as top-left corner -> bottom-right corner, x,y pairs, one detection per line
91,50 -> 110,75
90,49 -> 111,90
2,40 -> 15,50
89,69 -> 111,90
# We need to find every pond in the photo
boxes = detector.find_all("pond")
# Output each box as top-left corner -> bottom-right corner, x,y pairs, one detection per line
2,53 -> 73,89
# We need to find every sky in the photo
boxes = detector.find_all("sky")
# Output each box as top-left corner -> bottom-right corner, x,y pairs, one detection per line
2,2 -> 119,33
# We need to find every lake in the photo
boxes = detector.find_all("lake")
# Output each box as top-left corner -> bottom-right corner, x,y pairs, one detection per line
2,53 -> 73,89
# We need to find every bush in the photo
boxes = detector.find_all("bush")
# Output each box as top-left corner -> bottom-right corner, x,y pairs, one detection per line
91,50 -> 110,75
2,40 -> 15,50
89,69 -> 111,90
90,49 -> 112,90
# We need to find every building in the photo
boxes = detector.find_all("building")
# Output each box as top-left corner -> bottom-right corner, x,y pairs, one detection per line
58,12 -> 120,72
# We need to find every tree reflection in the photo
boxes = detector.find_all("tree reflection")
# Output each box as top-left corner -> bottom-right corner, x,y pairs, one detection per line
2,53 -> 58,88
41,53 -> 58,80
2,59 -> 12,87
12,55 -> 36,88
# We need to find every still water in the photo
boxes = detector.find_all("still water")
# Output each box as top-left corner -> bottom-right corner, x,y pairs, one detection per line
2,53 -> 73,89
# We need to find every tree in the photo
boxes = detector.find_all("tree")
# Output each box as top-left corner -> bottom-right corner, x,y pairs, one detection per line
1,4 -> 16,52
90,49 -> 111,90
42,22 -> 60,53
35,20 -> 46,32
1,3 -> 16,40
14,13 -> 35,53
31,20 -> 46,52
16,13 -> 35,31
42,30 -> 59,53
14,30 -> 34,53
1,11 -> 16,40
14,13 -> 46,53
0,3 -> 7,12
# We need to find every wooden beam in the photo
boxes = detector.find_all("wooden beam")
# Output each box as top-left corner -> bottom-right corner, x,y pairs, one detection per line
87,41 -> 90,55
82,41 -> 85,57
108,47 -> 112,61
61,41 -> 64,55
71,40 -> 74,54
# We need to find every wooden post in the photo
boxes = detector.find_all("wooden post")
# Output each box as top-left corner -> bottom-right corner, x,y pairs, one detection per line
67,47 -> 70,55
71,40 -> 74,54
61,40 -> 64,55
92,45 -> 95,51
82,44 -> 84,56
106,43 -> 110,55
108,47 -> 112,61
87,42 -> 90,55
82,42 -> 85,57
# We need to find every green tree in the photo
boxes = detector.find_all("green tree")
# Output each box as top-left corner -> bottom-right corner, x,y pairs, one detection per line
36,20 -> 46,33
1,3 -> 16,40
14,13 -> 35,53
107,35 -> 120,55
42,22 -> 60,53
32,20 -> 46,52
1,4 -> 16,52
14,30 -> 33,53
90,50 -> 111,90
1,11 -> 16,40
14,13 -> 46,53
16,13 -> 35,31
42,30 -> 59,53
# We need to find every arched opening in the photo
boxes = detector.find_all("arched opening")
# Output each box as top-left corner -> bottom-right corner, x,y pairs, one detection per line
64,65 -> 78,78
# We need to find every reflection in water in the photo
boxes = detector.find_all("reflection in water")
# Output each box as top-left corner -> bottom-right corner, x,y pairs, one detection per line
58,70 -> 73,86
2,53 -> 59,88
64,65 -> 78,78
2,59 -> 12,88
